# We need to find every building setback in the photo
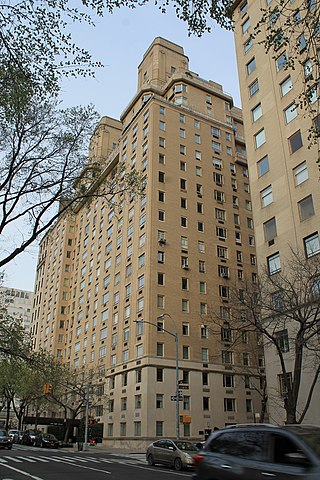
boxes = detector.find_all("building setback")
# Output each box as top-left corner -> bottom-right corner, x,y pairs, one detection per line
31,38 -> 264,448
233,1 -> 320,424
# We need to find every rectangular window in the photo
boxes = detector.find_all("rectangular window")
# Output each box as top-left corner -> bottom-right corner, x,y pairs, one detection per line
285,103 -> 297,124
252,103 -> 262,122
244,36 -> 253,53
281,76 -> 292,96
268,252 -> 281,275
299,195 -> 315,221
264,217 -> 277,242
289,130 -> 303,153
261,185 -> 273,207
277,53 -> 288,71
247,57 -> 256,75
249,79 -> 259,97
275,329 -> 290,353
304,233 -> 320,257
293,161 -> 308,185
242,17 -> 250,33
255,129 -> 266,148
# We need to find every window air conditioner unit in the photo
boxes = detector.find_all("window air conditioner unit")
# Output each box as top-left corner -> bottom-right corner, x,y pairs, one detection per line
182,265 -> 189,270
158,238 -> 166,244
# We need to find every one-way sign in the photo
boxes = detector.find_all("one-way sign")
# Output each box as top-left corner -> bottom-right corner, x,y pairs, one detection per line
171,395 -> 183,401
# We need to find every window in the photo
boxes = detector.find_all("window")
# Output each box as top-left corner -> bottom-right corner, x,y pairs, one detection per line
156,394 -> 164,408
261,185 -> 273,207
158,210 -> 165,221
182,299 -> 189,312
183,345 -> 190,359
212,141 -> 221,153
276,329 -> 290,353
198,241 -> 205,253
182,277 -> 189,290
211,126 -> 220,138
180,113 -> 185,123
244,36 -> 253,53
159,120 -> 165,131
213,157 -> 222,169
201,348 -> 209,362
281,77 -> 292,96
156,368 -> 163,382
224,398 -> 236,412
135,395 -> 142,410
289,130 -> 303,154
278,373 -> 292,397
158,171 -> 165,183
298,34 -> 307,52
199,260 -> 206,273
180,128 -> 185,138
277,52 -> 288,71
156,343 -> 164,357
252,103 -> 262,122
222,350 -> 233,365
206,94 -> 212,104
255,129 -> 266,148
249,79 -> 259,97
199,281 -> 206,294
299,195 -> 315,221
257,155 -> 269,177
196,166 -> 202,177
268,252 -> 281,275
247,57 -> 256,75
157,294 -> 164,308
159,153 -> 165,164
159,137 -> 165,147
285,104 -> 297,124
223,374 -> 234,388
195,134 -> 201,144
180,178 -> 187,190
293,162 -> 308,185
180,144 -> 186,155
304,232 -> 320,257
264,217 -> 277,242
180,161 -> 186,171
242,17 -> 250,33
158,191 -> 165,202
181,216 -> 188,227
304,59 -> 312,78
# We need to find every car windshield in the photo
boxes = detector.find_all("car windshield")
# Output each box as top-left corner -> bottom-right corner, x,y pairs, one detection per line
174,441 -> 198,452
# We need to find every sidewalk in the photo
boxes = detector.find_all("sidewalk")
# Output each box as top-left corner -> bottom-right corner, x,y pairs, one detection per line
74,443 -> 144,455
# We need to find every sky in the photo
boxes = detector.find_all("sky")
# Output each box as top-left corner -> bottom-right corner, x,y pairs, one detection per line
4,2 -> 241,292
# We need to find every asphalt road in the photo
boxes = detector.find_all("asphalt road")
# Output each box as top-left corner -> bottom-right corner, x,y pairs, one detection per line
0,445 -> 194,480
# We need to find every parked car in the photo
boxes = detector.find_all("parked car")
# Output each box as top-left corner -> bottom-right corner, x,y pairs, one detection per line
146,439 -> 198,470
34,433 -> 59,448
193,423 -> 320,480
0,430 -> 13,449
21,429 -> 39,446
8,429 -> 20,443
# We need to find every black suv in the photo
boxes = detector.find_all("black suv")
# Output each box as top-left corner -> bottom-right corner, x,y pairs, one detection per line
193,424 -> 320,480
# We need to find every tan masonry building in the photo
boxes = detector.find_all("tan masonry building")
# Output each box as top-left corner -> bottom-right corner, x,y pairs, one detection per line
31,38 -> 264,448
232,1 -> 320,423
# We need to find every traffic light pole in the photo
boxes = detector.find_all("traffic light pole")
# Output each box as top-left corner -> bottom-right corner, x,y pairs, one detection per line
83,384 -> 89,451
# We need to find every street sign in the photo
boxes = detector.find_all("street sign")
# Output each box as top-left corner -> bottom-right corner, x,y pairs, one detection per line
171,395 -> 183,401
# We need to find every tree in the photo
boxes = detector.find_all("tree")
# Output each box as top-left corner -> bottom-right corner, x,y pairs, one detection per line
207,249 -> 320,424
1,1 -> 145,270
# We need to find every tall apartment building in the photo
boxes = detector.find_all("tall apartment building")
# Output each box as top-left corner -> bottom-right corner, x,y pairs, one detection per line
233,1 -> 320,423
31,38 -> 263,448
0,287 -> 34,333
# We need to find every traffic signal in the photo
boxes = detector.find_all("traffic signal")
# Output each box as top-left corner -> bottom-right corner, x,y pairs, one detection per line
43,383 -> 53,394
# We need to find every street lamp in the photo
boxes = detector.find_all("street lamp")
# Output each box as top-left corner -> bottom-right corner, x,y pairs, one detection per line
135,313 -> 180,439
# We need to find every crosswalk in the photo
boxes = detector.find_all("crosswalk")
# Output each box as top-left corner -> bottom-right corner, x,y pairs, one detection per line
0,454 -> 146,466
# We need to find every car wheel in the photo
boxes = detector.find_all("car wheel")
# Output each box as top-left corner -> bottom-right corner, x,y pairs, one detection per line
174,458 -> 183,471
7,446 -> 12,450
147,454 -> 155,466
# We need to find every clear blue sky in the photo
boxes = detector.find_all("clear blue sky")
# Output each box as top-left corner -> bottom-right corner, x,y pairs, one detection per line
4,3 -> 241,292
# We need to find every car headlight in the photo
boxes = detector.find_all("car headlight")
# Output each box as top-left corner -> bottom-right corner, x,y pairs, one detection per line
182,453 -> 194,464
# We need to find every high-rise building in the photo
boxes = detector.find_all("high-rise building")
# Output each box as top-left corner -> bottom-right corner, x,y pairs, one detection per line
0,287 -> 34,333
31,38 -> 263,448
232,1 -> 320,423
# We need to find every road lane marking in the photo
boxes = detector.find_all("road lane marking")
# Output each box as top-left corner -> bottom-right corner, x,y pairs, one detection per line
28,457 -> 50,462
2,457 -> 23,463
0,463 -> 45,480
55,455 -> 88,463
16,457 -> 36,462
